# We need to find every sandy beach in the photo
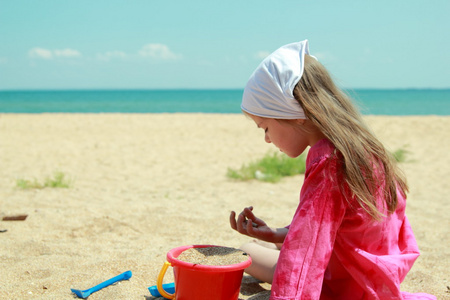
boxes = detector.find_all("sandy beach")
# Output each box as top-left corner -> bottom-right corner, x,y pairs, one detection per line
0,113 -> 448,299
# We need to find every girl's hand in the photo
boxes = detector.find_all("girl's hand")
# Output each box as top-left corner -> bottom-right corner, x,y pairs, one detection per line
230,206 -> 287,244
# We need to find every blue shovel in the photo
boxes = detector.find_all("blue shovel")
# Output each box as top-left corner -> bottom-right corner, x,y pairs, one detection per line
148,282 -> 175,297
71,270 -> 132,298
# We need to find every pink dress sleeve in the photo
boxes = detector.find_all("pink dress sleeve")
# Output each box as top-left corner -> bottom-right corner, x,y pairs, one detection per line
269,139 -> 436,299
270,149 -> 347,299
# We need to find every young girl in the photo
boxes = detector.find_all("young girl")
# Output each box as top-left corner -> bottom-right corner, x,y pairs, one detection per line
229,40 -> 435,299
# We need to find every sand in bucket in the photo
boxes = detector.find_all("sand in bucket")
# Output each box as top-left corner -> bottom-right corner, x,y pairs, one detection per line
177,246 -> 249,266
157,245 -> 252,300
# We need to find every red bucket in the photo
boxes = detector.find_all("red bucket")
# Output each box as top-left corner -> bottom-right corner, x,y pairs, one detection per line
157,245 -> 252,300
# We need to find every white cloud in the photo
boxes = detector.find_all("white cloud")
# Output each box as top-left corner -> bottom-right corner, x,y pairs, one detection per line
29,47 -> 53,59
54,48 -> 81,58
138,44 -> 181,60
96,51 -> 127,61
27,44 -> 182,63
313,52 -> 336,62
28,47 -> 81,59
255,51 -> 271,60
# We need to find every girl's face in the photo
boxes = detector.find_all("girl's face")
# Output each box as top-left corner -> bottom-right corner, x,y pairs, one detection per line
249,114 -> 324,158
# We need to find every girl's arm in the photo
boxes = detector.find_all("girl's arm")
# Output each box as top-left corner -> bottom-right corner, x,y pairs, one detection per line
270,156 -> 348,299
230,206 -> 288,244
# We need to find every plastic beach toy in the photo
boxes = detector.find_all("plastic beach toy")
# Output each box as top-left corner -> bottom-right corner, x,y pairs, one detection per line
71,270 -> 132,299
156,245 -> 251,300
149,282 -> 175,297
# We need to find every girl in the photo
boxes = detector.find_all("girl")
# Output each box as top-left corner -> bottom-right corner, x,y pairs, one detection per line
230,40 -> 435,299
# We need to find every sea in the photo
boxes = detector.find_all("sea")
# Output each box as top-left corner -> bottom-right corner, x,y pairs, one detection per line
0,89 -> 449,115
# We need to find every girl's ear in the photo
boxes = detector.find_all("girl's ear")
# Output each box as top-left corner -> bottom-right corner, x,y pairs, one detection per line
295,119 -> 306,125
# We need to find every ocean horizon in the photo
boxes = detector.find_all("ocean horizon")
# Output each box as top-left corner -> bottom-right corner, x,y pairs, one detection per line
0,88 -> 449,115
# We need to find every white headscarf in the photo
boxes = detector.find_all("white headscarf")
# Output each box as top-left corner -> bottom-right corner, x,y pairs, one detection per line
241,40 -> 311,119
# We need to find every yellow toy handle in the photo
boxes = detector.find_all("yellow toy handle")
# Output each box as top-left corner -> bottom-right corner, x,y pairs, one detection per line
157,261 -> 175,299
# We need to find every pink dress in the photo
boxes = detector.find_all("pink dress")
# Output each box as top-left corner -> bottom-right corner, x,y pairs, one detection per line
270,139 -> 435,300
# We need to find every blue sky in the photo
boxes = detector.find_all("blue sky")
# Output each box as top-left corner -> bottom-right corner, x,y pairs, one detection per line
1,0 -> 449,90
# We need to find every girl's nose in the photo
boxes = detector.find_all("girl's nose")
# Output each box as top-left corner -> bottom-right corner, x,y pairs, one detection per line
265,132 -> 271,143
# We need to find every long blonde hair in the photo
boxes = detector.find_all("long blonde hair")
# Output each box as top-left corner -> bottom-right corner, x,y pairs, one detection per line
293,55 -> 408,219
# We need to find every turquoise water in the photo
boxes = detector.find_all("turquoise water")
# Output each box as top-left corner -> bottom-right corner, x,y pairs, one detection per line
0,89 -> 449,115
348,89 -> 450,115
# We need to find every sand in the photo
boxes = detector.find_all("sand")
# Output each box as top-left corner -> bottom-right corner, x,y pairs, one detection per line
0,114 -> 448,299
176,246 -> 248,266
